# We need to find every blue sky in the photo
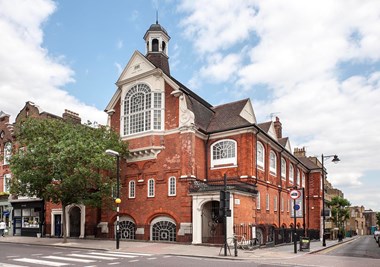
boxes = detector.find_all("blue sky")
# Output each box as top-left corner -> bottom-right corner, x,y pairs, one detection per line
1,0 -> 380,212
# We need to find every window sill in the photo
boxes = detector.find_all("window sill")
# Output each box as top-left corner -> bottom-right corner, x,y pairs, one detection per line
211,164 -> 237,170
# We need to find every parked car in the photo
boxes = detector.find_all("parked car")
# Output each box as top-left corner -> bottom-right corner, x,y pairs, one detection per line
374,231 -> 380,244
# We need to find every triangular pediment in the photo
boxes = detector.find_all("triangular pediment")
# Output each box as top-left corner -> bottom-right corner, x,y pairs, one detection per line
267,122 -> 278,141
239,99 -> 256,124
117,51 -> 156,84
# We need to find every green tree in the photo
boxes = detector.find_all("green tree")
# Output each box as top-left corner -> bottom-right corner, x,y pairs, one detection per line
376,212 -> 380,228
326,196 -> 351,234
10,117 -> 128,243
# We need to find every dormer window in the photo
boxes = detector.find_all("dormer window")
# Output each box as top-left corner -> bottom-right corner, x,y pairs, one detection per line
122,84 -> 163,136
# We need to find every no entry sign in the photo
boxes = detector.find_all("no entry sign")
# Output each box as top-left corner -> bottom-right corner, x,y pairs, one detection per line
290,189 -> 301,199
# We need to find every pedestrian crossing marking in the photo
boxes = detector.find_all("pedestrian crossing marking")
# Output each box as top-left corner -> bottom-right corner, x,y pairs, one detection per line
107,251 -> 153,256
14,257 -> 69,266
43,255 -> 96,263
0,263 -> 28,267
67,253 -> 118,260
88,252 -> 138,258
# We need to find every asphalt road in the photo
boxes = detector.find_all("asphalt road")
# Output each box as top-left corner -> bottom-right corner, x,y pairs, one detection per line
0,242 -> 285,267
322,235 -> 380,259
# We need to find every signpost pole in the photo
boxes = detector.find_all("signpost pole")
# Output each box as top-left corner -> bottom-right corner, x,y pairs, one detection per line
294,198 -> 297,254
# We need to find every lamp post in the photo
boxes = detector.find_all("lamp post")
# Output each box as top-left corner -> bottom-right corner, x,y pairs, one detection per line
105,149 -> 121,250
321,154 -> 340,247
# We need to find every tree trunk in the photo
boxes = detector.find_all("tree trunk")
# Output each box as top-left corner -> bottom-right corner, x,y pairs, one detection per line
62,203 -> 67,243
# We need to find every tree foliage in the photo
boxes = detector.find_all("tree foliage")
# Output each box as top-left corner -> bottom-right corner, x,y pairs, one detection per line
376,212 -> 380,228
326,196 -> 351,232
10,117 -> 128,241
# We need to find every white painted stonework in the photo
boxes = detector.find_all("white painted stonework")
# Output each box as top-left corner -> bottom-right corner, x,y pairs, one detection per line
191,193 -> 234,244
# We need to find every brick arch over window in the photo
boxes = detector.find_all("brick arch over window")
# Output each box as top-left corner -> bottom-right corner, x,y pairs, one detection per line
210,139 -> 237,168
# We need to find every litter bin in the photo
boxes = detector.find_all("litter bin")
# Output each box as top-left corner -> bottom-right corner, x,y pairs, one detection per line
299,237 -> 310,251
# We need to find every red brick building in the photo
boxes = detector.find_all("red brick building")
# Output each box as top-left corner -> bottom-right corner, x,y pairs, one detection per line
101,22 -> 325,245
1,22 -> 327,245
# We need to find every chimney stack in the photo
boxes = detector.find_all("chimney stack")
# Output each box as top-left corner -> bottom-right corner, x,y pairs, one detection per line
294,147 -> 306,157
274,116 -> 282,139
63,109 -> 81,124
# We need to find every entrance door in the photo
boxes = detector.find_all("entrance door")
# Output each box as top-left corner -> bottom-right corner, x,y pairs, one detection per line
69,207 -> 81,237
54,214 -> 62,237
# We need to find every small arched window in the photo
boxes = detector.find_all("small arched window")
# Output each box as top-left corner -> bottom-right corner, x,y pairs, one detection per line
129,180 -> 135,198
256,191 -> 261,210
4,142 -> 12,165
168,177 -> 176,196
211,139 -> 237,168
152,39 -> 159,52
148,178 -> 155,197
281,158 -> 286,180
257,142 -> 265,168
269,151 -> 277,174
289,164 -> 294,184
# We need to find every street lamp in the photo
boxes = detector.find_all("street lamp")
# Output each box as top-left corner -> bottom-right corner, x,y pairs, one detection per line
322,154 -> 340,247
105,149 -> 121,250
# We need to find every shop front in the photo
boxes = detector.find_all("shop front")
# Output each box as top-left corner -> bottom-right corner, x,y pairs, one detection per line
10,199 -> 44,237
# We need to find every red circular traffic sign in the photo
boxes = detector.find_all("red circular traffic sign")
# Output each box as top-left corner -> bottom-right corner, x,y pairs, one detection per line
290,189 -> 301,199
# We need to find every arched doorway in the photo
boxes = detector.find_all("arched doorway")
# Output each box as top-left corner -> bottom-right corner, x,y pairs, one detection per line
256,227 -> 264,245
201,201 -> 223,244
69,206 -> 81,237
150,216 -> 177,242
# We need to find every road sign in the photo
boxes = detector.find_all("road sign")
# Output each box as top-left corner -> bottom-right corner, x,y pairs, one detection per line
290,189 -> 301,199
294,204 -> 300,210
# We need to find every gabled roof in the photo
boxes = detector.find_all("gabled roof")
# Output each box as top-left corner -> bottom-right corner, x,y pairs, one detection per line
258,121 -> 272,133
0,111 -> 10,118
207,99 -> 252,133
297,157 -> 320,170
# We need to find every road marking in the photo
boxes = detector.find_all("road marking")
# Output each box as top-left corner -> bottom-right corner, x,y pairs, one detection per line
0,262 -> 28,267
44,255 -> 96,263
88,252 -> 138,258
147,257 -> 157,260
107,263 -> 121,265
14,258 -> 69,266
67,253 -> 118,260
107,251 -> 153,256
128,260 -> 139,262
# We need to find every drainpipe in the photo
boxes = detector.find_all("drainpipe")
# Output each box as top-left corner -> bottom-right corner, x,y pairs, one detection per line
205,134 -> 210,181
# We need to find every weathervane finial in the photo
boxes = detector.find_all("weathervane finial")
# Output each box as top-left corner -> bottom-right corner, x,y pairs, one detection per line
156,10 -> 158,24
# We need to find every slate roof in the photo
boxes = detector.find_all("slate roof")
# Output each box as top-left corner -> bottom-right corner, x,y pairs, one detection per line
257,121 -> 272,133
206,99 -> 252,133
143,22 -> 170,39
297,157 -> 320,170
278,137 -> 289,147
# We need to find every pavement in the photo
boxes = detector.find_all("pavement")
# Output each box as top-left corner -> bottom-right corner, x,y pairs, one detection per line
0,234 -> 358,261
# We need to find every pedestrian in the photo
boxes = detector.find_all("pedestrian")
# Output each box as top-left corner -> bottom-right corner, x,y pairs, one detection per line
0,220 -> 6,237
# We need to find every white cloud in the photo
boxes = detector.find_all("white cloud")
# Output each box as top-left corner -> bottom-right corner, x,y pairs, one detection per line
0,0 -> 106,124
199,53 -> 242,83
178,0 -> 380,210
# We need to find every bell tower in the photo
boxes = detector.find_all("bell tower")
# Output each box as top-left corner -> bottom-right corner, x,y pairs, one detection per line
143,19 -> 171,75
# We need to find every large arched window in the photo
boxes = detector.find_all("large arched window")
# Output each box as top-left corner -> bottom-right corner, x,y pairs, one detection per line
151,216 -> 176,242
269,151 -> 277,174
211,139 -> 237,167
257,142 -> 265,168
119,216 -> 136,240
122,84 -> 163,136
